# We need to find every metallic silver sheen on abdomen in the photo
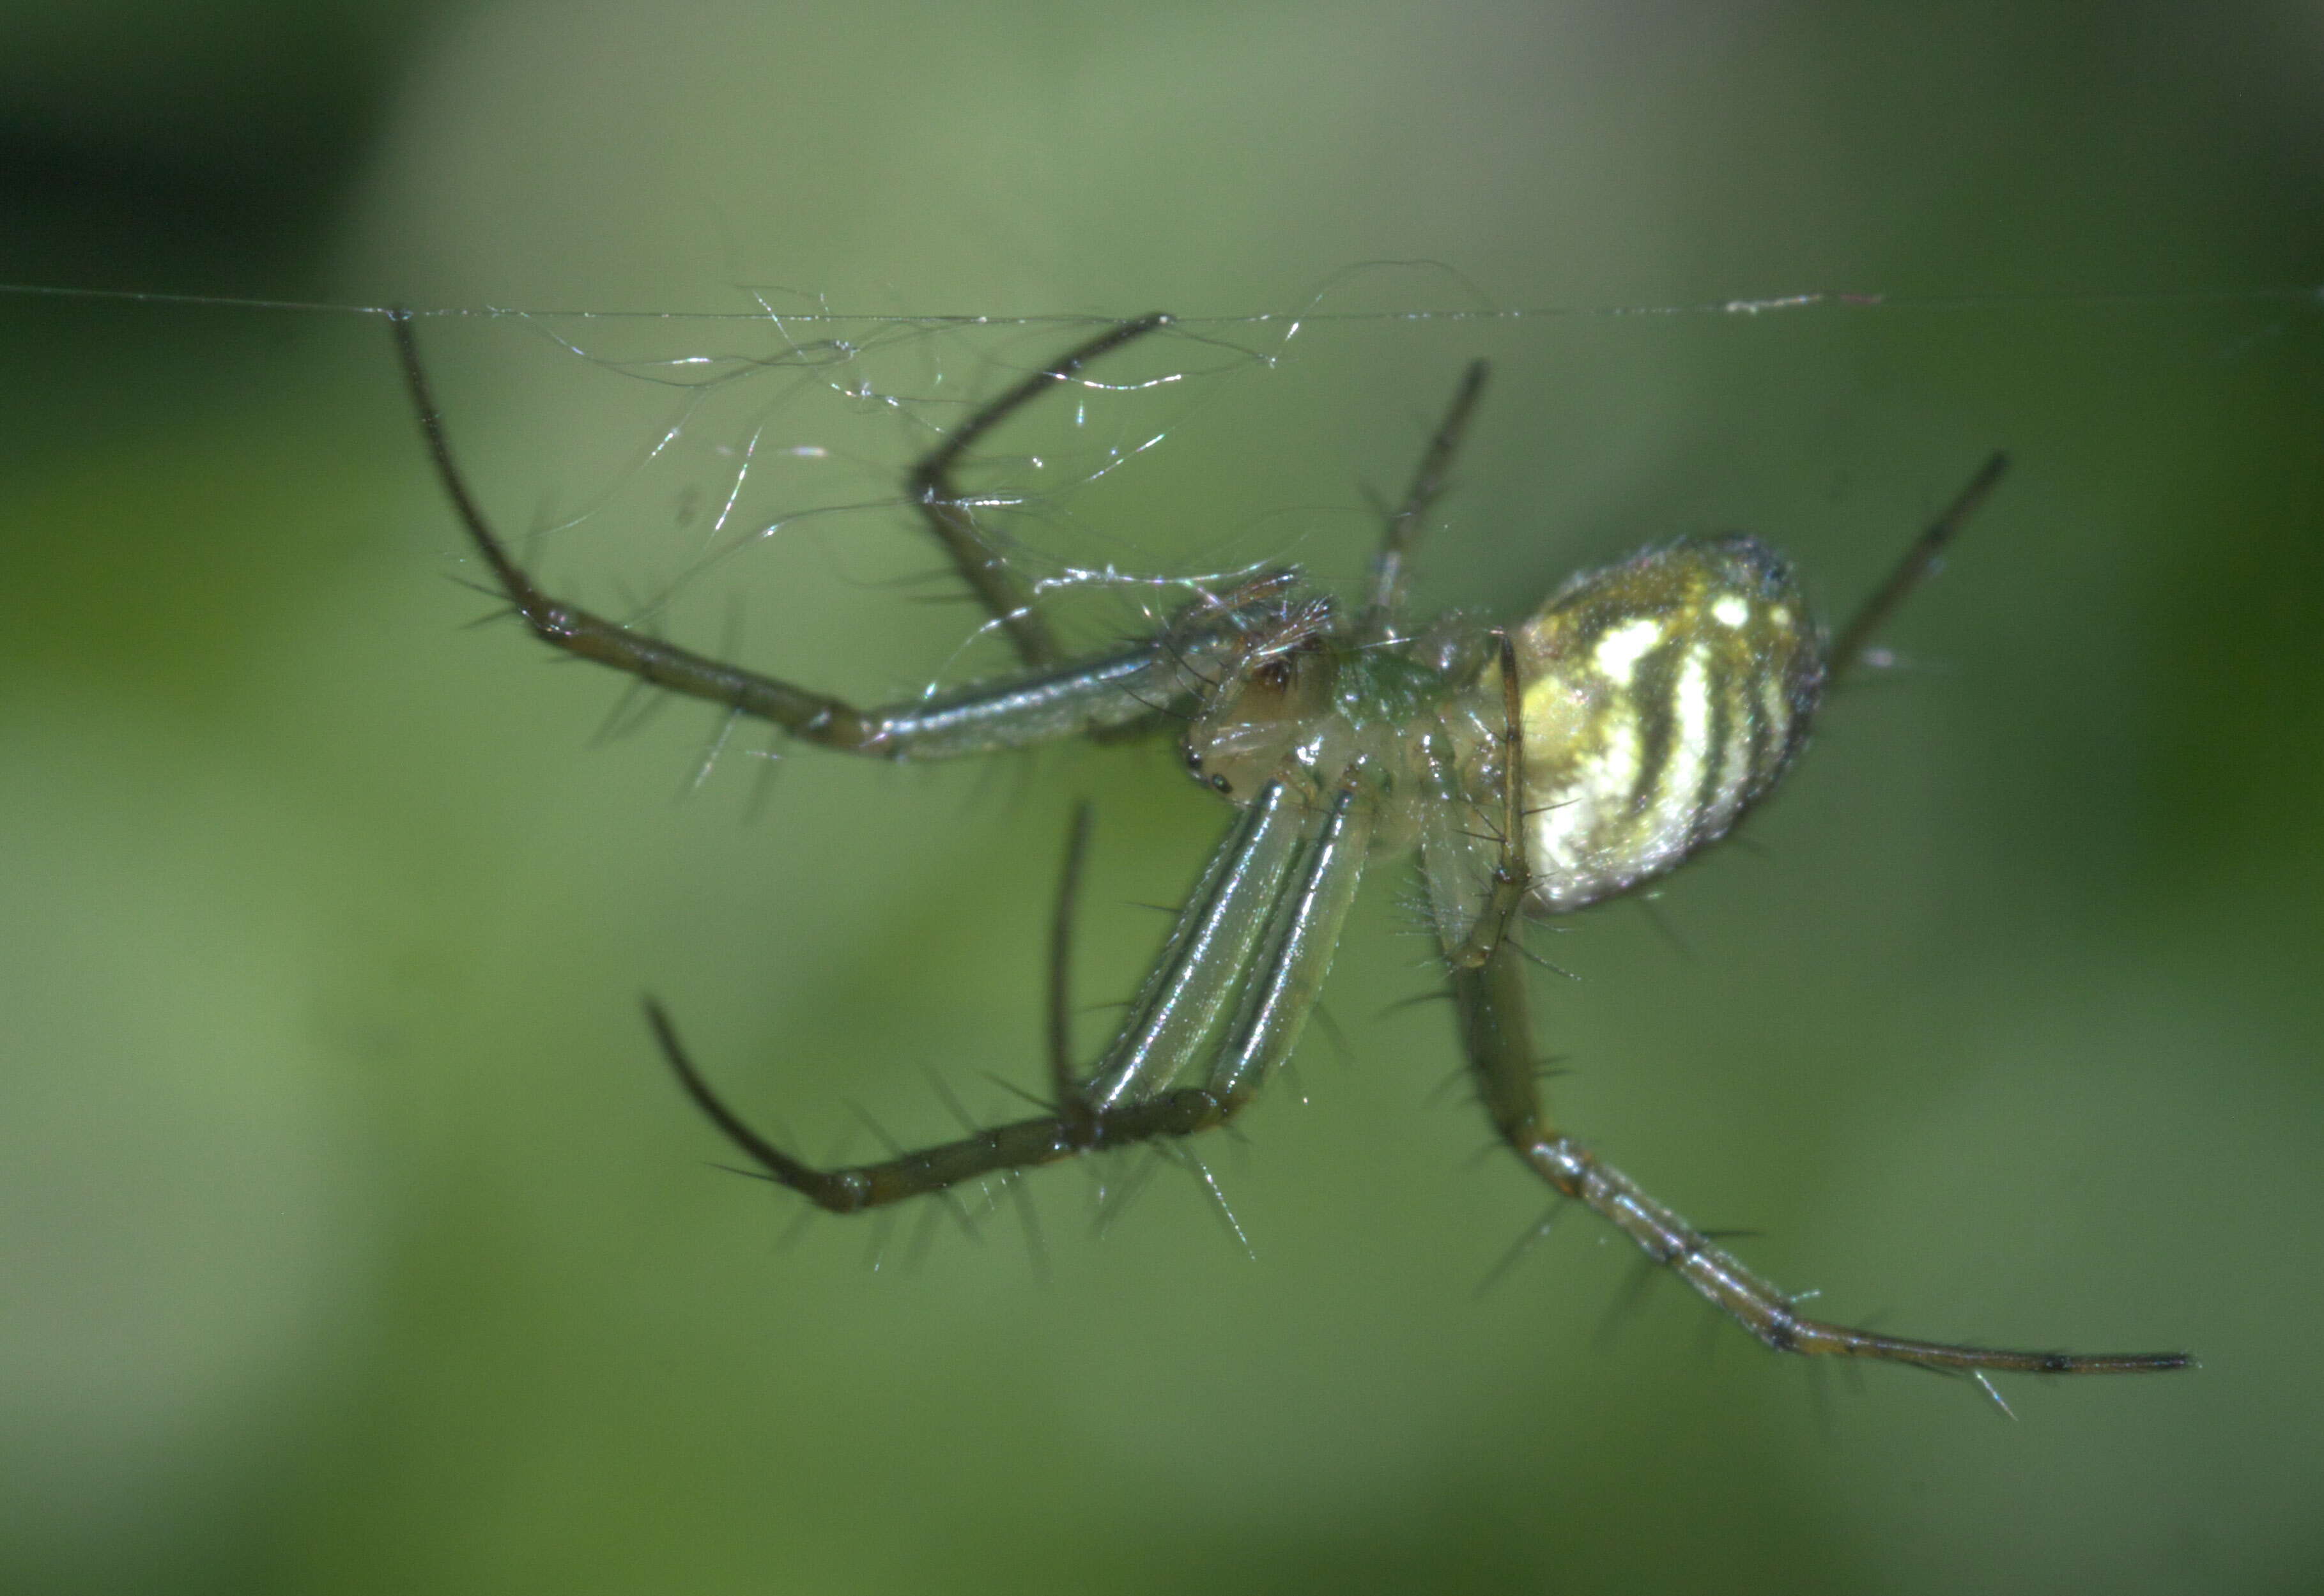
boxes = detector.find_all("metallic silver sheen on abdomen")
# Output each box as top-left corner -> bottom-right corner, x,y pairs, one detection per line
1512,535 -> 1824,914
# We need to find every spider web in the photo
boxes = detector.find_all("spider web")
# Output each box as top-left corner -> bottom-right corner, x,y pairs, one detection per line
346,272 -> 2319,720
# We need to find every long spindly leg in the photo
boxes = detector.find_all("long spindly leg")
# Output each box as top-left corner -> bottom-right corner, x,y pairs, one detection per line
1360,360 -> 1491,640
393,309 -> 1252,759
650,776 -> 1372,1213
1438,631 -> 1530,970
1047,800 -> 1098,1129
1449,933 -> 2189,1381
1410,627 -> 1533,971
907,314 -> 1174,671
1827,452 -> 2011,683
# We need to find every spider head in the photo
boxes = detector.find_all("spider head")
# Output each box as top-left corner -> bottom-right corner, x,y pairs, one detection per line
1177,583 -> 1345,802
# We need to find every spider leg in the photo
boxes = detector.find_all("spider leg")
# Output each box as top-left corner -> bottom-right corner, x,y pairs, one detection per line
1826,452 -> 2010,684
1361,359 -> 1491,638
907,314 -> 1175,671
649,776 -> 1371,1213
1081,782 -> 1312,1113
1427,630 -> 1530,970
1449,935 -> 2190,1379
1047,799 -> 1097,1120
1410,625 -> 1533,969
393,310 -> 1249,760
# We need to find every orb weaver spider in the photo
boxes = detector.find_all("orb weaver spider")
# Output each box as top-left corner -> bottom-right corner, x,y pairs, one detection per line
392,309 -> 2187,1404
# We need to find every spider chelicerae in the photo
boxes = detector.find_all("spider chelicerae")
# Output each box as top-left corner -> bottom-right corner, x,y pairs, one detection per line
392,310 -> 2187,1404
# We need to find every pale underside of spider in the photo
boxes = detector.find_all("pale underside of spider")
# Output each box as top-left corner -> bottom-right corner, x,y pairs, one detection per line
393,310 -> 2188,1402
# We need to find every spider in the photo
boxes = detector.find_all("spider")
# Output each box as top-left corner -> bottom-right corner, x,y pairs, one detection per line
392,309 -> 2188,1402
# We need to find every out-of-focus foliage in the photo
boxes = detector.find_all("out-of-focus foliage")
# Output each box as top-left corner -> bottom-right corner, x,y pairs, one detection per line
4,4 -> 2320,1593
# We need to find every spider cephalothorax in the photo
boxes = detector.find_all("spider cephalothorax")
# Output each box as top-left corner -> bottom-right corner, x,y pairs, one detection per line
395,309 -> 2186,1405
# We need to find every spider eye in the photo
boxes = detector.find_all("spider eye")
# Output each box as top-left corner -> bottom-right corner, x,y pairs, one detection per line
1210,775 -> 1233,794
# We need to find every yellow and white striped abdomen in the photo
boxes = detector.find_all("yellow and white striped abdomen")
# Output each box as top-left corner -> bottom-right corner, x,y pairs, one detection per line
1511,535 -> 1824,914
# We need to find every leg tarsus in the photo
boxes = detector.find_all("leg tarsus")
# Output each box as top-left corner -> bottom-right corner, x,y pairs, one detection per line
645,997 -> 870,1213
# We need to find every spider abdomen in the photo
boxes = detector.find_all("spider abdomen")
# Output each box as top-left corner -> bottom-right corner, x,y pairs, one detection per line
1510,535 -> 1824,914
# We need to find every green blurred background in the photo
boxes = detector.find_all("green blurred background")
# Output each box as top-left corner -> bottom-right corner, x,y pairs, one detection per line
4,3 -> 2321,1592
